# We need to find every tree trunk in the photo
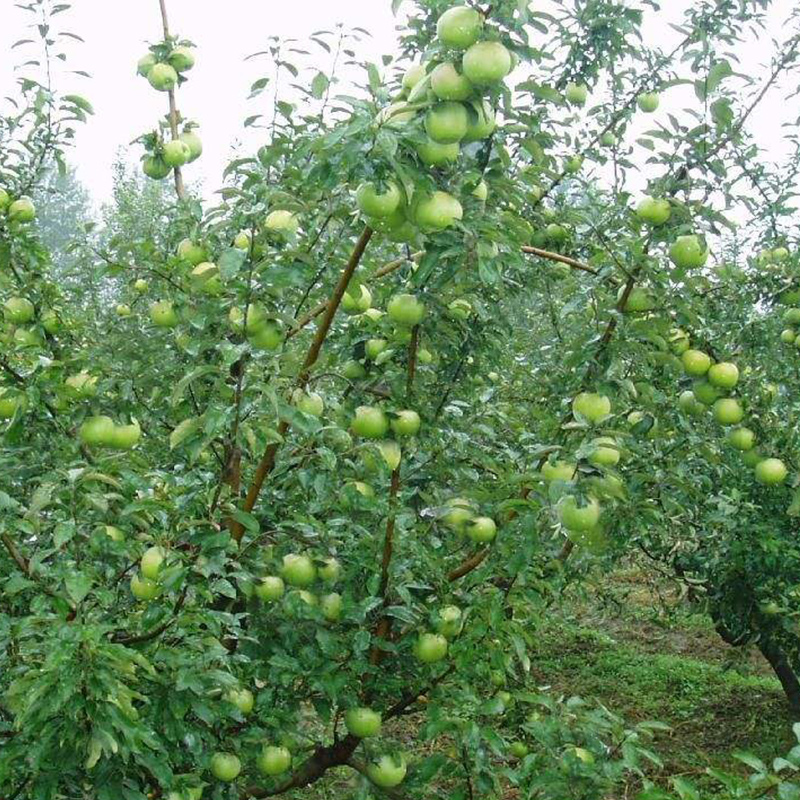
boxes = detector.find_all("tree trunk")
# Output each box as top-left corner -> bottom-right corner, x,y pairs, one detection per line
758,639 -> 800,712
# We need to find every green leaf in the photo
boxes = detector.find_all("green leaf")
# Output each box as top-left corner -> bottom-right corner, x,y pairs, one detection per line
65,570 -> 92,604
311,71 -> 329,99
170,417 -> 202,450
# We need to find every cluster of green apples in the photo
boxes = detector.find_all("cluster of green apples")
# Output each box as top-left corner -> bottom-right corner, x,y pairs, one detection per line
440,497 -> 498,544
136,42 -> 203,179
0,190 -> 36,223
356,6 -> 513,240
1,295 -> 48,351
79,415 -> 142,450
130,545 -> 168,601
675,336 -> 788,486
254,553 -> 343,622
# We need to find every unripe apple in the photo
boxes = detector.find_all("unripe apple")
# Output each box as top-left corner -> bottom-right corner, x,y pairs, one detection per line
65,370 -> 98,398
140,545 -> 166,580
727,427 -> 755,451
669,328 -> 691,354
137,53 -> 156,76
150,300 -> 178,328
350,481 -> 375,498
564,155 -> 583,174
356,181 -> 402,218
417,347 -> 434,365
180,130 -> 203,162
462,41 -> 512,85
542,461 -> 577,482
669,235 -> 708,271
387,293 -> 425,327
467,516 -> 497,543
588,437 -> 620,467
636,196 -> 671,225
168,45 -> 195,72
367,754 -> 407,789
104,525 -> 125,542
600,131 -> 616,147
281,553 -> 316,587
472,179 -> 489,201
163,139 -> 191,167
693,380 -> 720,406
143,155 -> 170,180
209,753 -> 241,782
110,421 -> 141,450
0,389 -> 25,420
436,6 -> 483,49
293,390 -> 324,417
4,297 -> 35,324
224,687 -> 254,715
402,63 -> 426,92
447,298 -> 473,319
431,62 -> 474,101
564,82 -> 588,106
365,338 -> 388,360
134,278 -> 149,293
708,362 -> 739,389
8,196 -> 35,222
351,406 -> 389,439
342,360 -> 367,380
148,63 -> 178,91
572,392 -> 611,424
345,706 -> 382,738
712,397 -> 743,425
637,92 -> 659,112
319,591 -> 343,621
391,409 -> 421,437
255,576 -> 284,601
415,191 -> 463,231
781,328 -> 796,344
682,349 -> 711,377
425,101 -> 469,144
620,286 -> 655,313
79,415 -> 116,447
264,209 -> 299,237
510,741 -> 529,758
415,632 -> 448,663
558,496 -> 601,532
678,390 -> 704,416
435,605 -> 463,639
442,497 -> 473,529
177,238 -> 207,265
116,304 -> 132,317
342,285 -> 372,315
754,457 -> 787,485
257,745 -> 291,777
463,99 -> 496,143
319,557 -> 341,584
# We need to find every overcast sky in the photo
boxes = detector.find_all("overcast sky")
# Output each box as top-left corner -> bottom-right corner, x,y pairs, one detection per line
0,1 -> 796,208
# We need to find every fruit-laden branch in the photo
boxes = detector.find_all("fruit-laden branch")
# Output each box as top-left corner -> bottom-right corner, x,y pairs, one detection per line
157,0 -> 186,200
231,227 -> 374,541
521,246 -> 597,274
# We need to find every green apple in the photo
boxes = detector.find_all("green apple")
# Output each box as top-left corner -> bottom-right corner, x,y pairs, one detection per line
150,300 -> 178,328
636,196 -> 671,225
116,304 -> 132,317
472,180 -> 488,201
345,707 -> 382,738
558,496 -> 601,532
542,461 -> 577,482
104,525 -> 125,542
781,328 -> 796,344
320,592 -> 342,621
294,390 -> 324,417
224,688 -> 254,715
264,209 -> 299,237
142,156 -> 170,180
365,338 -> 388,360
620,286 -> 655,312
727,427 -> 755,451
418,139 -> 460,166
255,576 -> 284,601
564,82 -> 588,106
678,390 -> 704,416
637,92 -> 659,112
435,605 -> 463,639
442,497 -> 473,529
249,322 -> 282,351
140,546 -> 166,580
466,516 -> 497,543
415,632 -> 448,663
0,390 -> 26,420
342,360 -> 367,380
148,63 -> 178,91
462,41 -> 512,85
391,409 -> 421,437
189,261 -> 220,291
669,235 -> 708,271
367,754 -> 407,788
708,362 -> 739,389
425,101 -> 469,143
387,293 -> 425,327
545,223 -> 568,242
356,181 -> 402,218
281,553 -> 317,587
177,239 -> 207,265
572,392 -> 611,424
772,246 -> 790,262
682,349 -> 711,377
163,139 -> 191,167
564,155 -> 583,173
402,63 -> 426,92
787,308 -> 800,325
510,741 -> 529,759
712,398 -> 743,425
415,191 -> 463,231
755,457 -> 787,485
352,406 -> 389,438
417,347 -> 434,364
180,130 -> 203,162
134,278 -> 149,293
318,557 -> 341,584
669,328 -> 691,354
588,437 -> 620,467
431,62 -> 474,101
257,745 -> 291,776
209,753 -> 241,782
600,131 -> 616,147
65,371 -> 98,397
436,6 -> 483,49
168,46 -> 195,72
8,196 -> 35,222
4,297 -> 35,324
130,573 -> 160,601
693,380 -> 719,406
79,415 -> 116,447
350,481 -> 375,498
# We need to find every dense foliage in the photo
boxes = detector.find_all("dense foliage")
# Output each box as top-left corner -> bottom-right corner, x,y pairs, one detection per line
2,0 -> 800,798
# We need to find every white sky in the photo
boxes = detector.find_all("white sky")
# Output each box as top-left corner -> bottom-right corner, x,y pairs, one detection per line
0,1 -> 796,208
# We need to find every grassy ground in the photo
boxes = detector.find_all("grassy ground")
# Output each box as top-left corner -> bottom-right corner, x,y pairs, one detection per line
530,566 -> 795,782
